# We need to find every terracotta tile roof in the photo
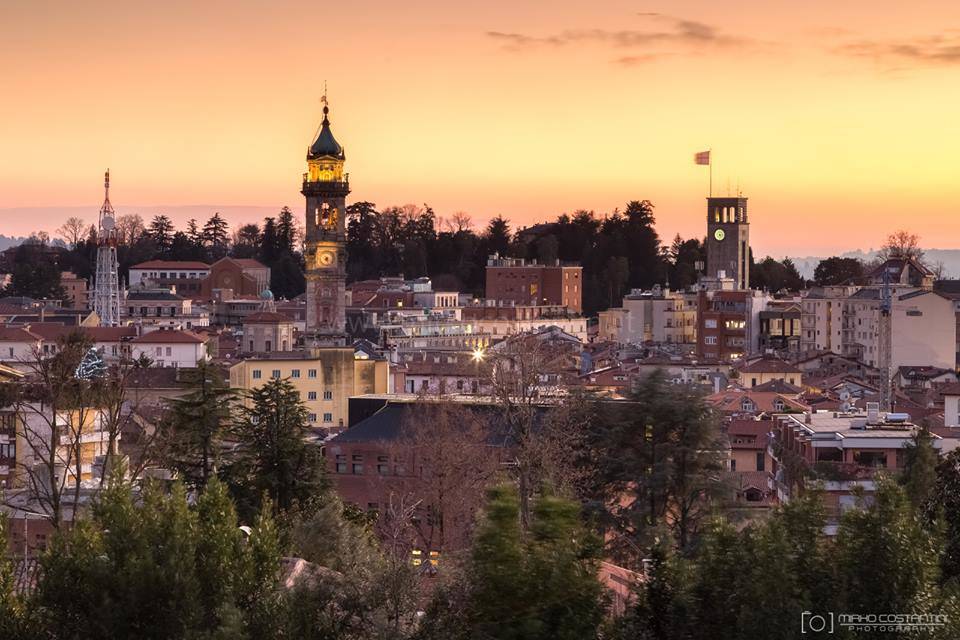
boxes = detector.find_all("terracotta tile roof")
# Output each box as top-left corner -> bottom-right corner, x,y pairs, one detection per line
131,260 -> 211,270
244,311 -> 294,324
216,257 -> 267,270
707,388 -> 809,414
26,323 -> 137,342
751,379 -> 803,394
132,329 -> 205,344
738,357 -> 801,374
0,326 -> 42,342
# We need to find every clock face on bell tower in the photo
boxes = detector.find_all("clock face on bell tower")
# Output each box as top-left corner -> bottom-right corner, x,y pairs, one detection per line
302,99 -> 350,341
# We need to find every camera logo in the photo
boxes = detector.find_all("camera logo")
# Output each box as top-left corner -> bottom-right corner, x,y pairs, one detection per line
801,611 -> 834,634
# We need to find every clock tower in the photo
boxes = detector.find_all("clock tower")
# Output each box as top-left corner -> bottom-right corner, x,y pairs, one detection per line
302,99 -> 350,343
705,196 -> 750,290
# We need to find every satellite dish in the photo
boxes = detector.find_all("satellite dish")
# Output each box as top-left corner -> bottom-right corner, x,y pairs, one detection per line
101,215 -> 115,231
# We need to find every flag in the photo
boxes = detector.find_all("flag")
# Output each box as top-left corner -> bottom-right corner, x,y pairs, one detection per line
694,150 -> 711,165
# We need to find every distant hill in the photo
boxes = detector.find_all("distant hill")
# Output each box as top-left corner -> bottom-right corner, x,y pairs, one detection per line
790,249 -> 960,281
0,235 -> 27,252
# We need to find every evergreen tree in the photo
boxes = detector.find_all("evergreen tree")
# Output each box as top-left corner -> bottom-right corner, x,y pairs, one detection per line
162,362 -> 236,490
484,216 -> 512,256
232,223 -> 262,259
148,214 -> 175,252
583,372 -> 727,556
424,485 -> 605,640
276,206 -> 297,255
228,378 -> 326,517
835,478 -> 941,620
0,515 -> 24,638
4,243 -> 67,300
203,212 -> 230,259
259,217 -> 279,265
902,424 -> 938,510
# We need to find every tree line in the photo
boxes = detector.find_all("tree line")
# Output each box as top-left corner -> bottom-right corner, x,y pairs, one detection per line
8,206 -> 932,313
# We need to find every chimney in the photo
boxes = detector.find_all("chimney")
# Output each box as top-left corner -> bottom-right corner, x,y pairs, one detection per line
866,402 -> 880,424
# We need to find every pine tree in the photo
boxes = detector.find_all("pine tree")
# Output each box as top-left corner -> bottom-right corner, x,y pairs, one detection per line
228,377 -> 326,517
203,212 -> 230,259
0,515 -> 24,638
902,424 -> 938,509
445,484 -> 605,640
148,214 -> 175,251
162,362 -> 236,490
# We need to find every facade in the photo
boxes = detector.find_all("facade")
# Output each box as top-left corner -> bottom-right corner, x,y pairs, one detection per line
737,356 -> 802,388
696,287 -> 773,361
130,329 -> 208,368
461,303 -> 587,342
484,255 -> 583,313
229,347 -> 389,433
598,287 -> 698,346
200,258 -> 270,300
758,300 -> 802,355
128,260 -> 211,294
773,408 -> 944,531
60,271 -> 89,309
302,100 -> 349,343
124,288 -> 209,329
705,196 -> 750,290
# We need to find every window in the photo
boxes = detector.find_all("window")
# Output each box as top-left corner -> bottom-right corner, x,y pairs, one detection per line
253,369 -> 262,379
0,443 -> 14,459
730,458 -> 736,471
323,413 -> 333,423
704,336 -> 718,345
323,390 -> 333,401
308,391 -> 317,400
756,452 -> 765,472
165,347 -> 172,356
271,369 -> 281,379
308,369 -> 317,378
335,454 -> 347,473
705,319 -> 717,329
308,413 -> 317,422
744,488 -> 764,502
352,455 -> 363,475
291,369 -> 301,378
377,456 -> 389,475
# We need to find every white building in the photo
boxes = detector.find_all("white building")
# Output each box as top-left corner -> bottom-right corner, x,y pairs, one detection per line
128,260 -> 211,288
130,329 -> 208,368
802,286 -> 956,370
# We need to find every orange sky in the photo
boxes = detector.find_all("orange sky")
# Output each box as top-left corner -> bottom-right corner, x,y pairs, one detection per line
2,0 -> 960,256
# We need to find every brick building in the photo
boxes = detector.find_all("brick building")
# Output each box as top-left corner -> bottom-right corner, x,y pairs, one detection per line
484,255 -> 582,313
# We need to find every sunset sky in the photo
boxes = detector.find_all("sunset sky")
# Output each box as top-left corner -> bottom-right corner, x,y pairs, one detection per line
2,0 -> 960,256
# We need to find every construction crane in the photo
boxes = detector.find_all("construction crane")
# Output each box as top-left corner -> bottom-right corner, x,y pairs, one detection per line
878,268 -> 893,412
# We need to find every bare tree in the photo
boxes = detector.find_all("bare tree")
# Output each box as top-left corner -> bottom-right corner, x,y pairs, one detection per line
115,214 -> 145,245
485,331 -> 582,529
880,229 -> 925,262
8,334 -> 104,528
382,398 -> 500,555
451,211 -> 473,233
56,217 -> 86,248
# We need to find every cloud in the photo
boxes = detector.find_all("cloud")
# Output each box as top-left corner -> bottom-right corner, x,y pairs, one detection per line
486,14 -> 754,56
835,33 -> 960,67
615,54 -> 663,66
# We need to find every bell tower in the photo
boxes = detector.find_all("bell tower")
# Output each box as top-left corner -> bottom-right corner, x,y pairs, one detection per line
302,97 -> 350,344
706,196 -> 750,290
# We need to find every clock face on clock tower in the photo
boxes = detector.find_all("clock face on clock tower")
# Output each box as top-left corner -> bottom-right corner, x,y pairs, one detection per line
714,228 -> 725,241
